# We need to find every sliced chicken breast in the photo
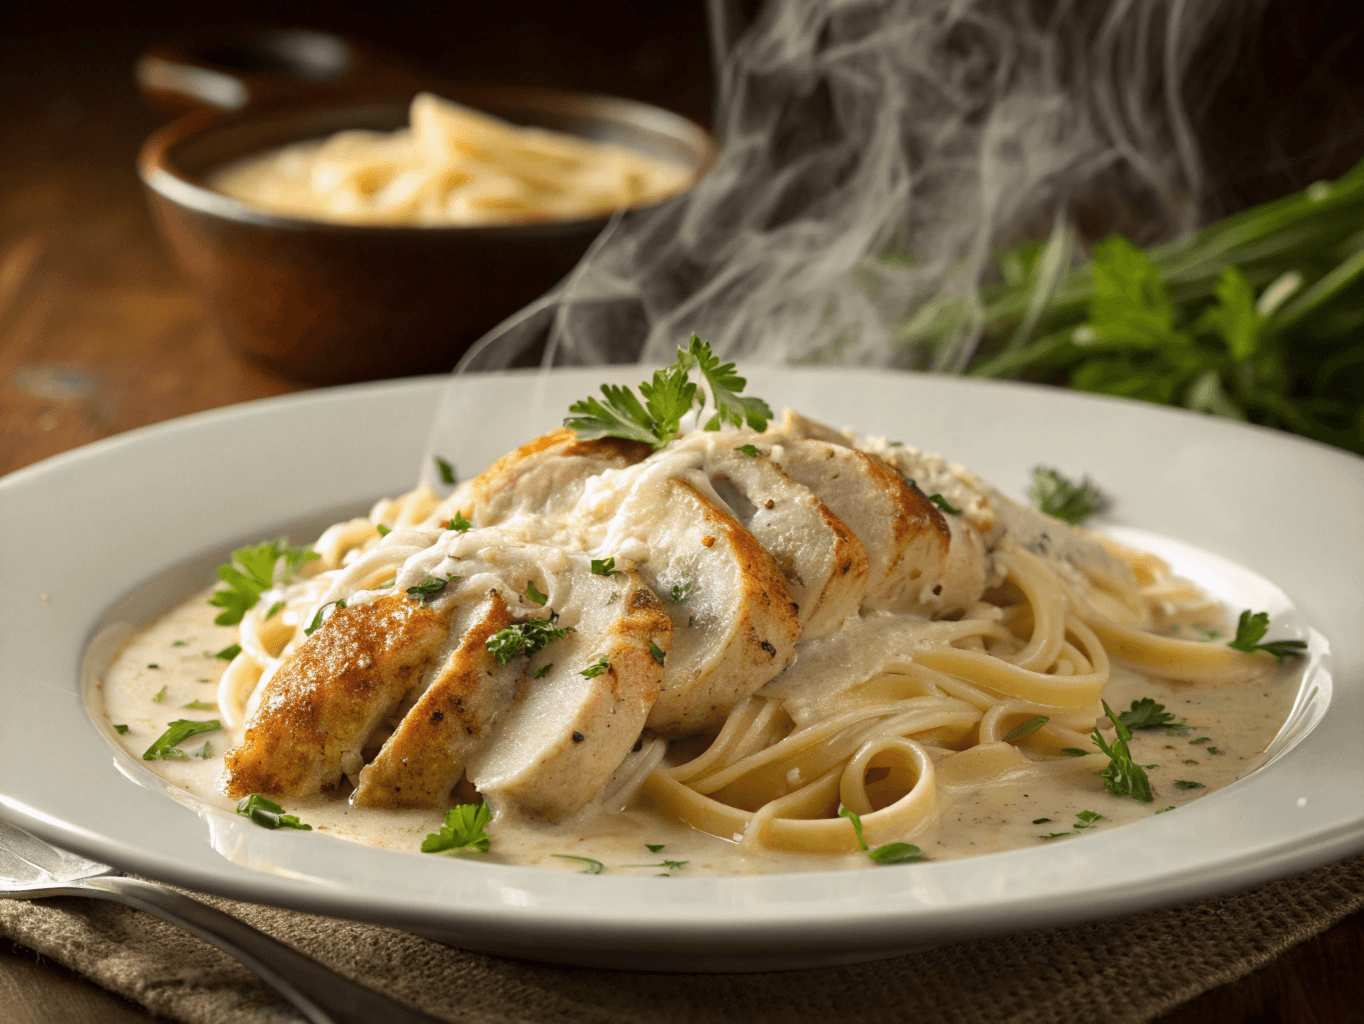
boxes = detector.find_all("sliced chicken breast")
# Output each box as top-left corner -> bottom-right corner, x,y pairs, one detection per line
221,594 -> 450,799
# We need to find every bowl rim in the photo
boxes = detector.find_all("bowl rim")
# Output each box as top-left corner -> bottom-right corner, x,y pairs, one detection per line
137,82 -> 720,235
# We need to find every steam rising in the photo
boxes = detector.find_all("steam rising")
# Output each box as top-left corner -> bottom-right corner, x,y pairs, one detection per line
462,0 -> 1262,373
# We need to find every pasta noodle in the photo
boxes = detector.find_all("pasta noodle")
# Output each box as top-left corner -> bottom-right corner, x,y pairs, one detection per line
210,92 -> 694,226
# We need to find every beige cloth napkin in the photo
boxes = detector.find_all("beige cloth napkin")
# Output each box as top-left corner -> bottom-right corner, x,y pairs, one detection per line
3,854 -> 1362,1024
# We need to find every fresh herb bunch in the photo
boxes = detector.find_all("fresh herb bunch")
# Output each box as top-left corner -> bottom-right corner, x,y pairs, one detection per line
899,163 -> 1364,456
565,335 -> 773,448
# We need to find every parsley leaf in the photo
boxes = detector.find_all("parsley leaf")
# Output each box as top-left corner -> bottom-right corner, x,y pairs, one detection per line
207,540 -> 318,626
1227,610 -> 1307,662
531,663 -> 553,678
687,336 -> 773,431
113,724 -> 129,735
434,456 -> 457,485
1119,698 -> 1179,731
1031,467 -> 1104,525
265,600 -> 285,620
736,443 -> 761,457
1074,810 -> 1104,828
183,699 -> 215,710
213,644 -> 241,661
236,792 -> 312,831
1174,780 -> 1205,790
553,854 -> 604,874
1003,716 -> 1048,741
649,641 -> 666,666
486,615 -> 574,666
670,581 -> 695,604
526,581 -> 549,606
447,511 -> 472,533
421,802 -> 492,853
580,656 -> 611,678
304,599 -> 345,635
591,557 -> 619,576
839,806 -> 869,850
1092,700 -> 1154,802
1060,747 -> 1089,757
375,524 -> 391,536
143,719 -> 220,761
646,843 -> 666,853
839,808 -> 923,864
152,685 -> 166,703
929,493 -> 961,515
407,576 -> 458,600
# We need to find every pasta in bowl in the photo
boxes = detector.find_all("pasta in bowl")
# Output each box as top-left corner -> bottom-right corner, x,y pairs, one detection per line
97,344 -> 1310,875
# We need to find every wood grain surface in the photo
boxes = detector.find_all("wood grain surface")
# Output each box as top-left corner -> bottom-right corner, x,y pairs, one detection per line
0,28 -> 1361,1024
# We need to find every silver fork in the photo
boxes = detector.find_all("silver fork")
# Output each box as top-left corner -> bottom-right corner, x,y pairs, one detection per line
0,819 -> 447,1024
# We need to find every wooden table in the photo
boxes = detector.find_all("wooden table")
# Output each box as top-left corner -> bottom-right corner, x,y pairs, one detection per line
1,30 -> 1361,1024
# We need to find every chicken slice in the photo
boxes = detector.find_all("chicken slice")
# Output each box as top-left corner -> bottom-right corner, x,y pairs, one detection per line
468,568 -> 672,823
444,426 -> 651,528
702,440 -> 868,639
221,594 -> 450,799
351,589 -> 515,808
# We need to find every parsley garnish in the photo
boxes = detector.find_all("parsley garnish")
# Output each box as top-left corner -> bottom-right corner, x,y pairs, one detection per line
1038,810 -> 1106,840
143,719 -> 220,761
1119,698 -> 1182,731
1033,818 -> 1051,824
591,557 -> 619,576
421,802 -> 491,853
236,793 -> 312,831
928,493 -> 961,515
213,644 -> 241,661
208,540 -> 317,626
531,663 -> 553,678
113,724 -> 129,735
646,843 -> 666,853
736,443 -> 761,457
564,336 -> 771,448
1156,806 -> 1176,814
447,511 -> 472,532
148,663 -> 160,670
183,700 -> 215,710
1031,467 -> 1104,525
649,641 -> 666,666
1227,610 -> 1307,662
580,656 -> 611,678
304,599 -> 345,635
1092,700 -> 1154,801
553,854 -> 604,874
265,600 -> 285,620
151,685 -> 166,703
375,524 -> 391,536
1074,810 -> 1103,828
838,808 -> 924,864
670,581 -> 695,604
1189,736 -> 1210,745
622,859 -> 689,872
486,616 -> 573,666
1060,747 -> 1088,757
1174,780 -> 1205,790
407,576 -> 458,600
526,581 -> 549,606
171,640 -> 187,647
1003,716 -> 1048,741
434,456 -> 457,485
196,742 -> 212,759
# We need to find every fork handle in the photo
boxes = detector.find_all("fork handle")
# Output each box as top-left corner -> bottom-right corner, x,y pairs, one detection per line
45,877 -> 446,1024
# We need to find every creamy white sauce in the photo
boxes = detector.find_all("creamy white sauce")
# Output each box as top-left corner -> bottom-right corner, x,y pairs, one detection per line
97,583 -> 1301,875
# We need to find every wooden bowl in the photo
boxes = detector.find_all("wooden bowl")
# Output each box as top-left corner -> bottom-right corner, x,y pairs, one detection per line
136,32 -> 716,384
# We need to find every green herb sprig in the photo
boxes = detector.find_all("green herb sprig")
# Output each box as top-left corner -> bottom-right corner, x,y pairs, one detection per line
208,540 -> 317,626
1227,610 -> 1308,662
236,793 -> 312,831
486,615 -> 574,666
1031,468 -> 1104,525
143,719 -> 220,761
1092,701 -> 1154,802
838,808 -> 924,865
422,802 -> 491,853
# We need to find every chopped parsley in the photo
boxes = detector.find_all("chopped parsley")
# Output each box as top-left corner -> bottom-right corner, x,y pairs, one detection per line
531,663 -> 553,678
1003,716 -> 1048,741
1189,736 -> 1210,745
421,802 -> 491,853
1060,747 -> 1089,757
736,443 -> 761,457
1227,610 -> 1307,662
1174,780 -> 1206,790
196,742 -> 212,759
407,576 -> 458,600
1092,700 -> 1154,802
113,724 -> 129,735
434,455 -> 457,485
838,807 -> 924,864
622,859 -> 689,872
591,557 -> 619,576
447,511 -> 472,533
236,793 -> 312,831
304,599 -> 346,636
171,640 -> 187,647
649,641 -> 666,665
1156,806 -> 1176,814
183,699 -> 215,710
486,615 -> 573,666
208,539 -> 318,626
213,644 -> 241,661
147,663 -> 160,670
143,719 -> 220,761
1118,697 -> 1182,731
375,524 -> 391,536
151,685 -> 166,703
1032,817 -> 1052,824
265,601 -> 285,620
526,581 -> 549,606
670,581 -> 695,604
580,656 -> 611,678
646,843 -> 666,853
928,493 -> 961,515
564,336 -> 772,448
553,854 -> 604,874
1030,467 -> 1104,525
1074,810 -> 1103,829
1038,810 -> 1105,840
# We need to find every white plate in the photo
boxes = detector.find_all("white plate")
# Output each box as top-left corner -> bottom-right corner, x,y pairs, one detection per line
2,368 -> 1362,972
